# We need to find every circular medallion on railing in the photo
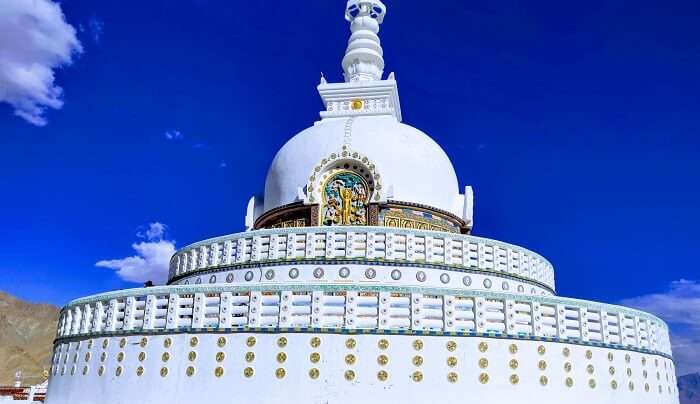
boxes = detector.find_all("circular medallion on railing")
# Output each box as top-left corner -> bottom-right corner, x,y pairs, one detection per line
483,279 -> 492,289
390,269 -> 401,280
339,267 -> 350,278
289,268 -> 299,279
365,268 -> 376,279
244,271 -> 254,281
313,267 -> 325,279
416,271 -> 426,282
440,273 -> 450,284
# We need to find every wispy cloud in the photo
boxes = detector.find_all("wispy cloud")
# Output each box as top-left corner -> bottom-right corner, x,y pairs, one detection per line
620,279 -> 700,375
0,0 -> 83,126
218,160 -> 228,169
80,16 -> 104,44
96,223 -> 175,285
164,130 -> 183,140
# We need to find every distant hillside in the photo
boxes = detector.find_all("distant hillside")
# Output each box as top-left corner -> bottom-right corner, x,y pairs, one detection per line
680,373 -> 700,404
0,291 -> 59,385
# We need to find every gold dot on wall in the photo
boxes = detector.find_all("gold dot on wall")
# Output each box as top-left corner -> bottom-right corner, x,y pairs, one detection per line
98,366 -> 105,376
309,352 -> 320,363
564,362 -> 572,373
378,339 -> 389,350
413,339 -> 424,351
540,375 -> 549,386
309,368 -> 320,379
310,337 -> 321,348
629,381 -> 635,391
509,359 -> 519,370
188,351 -> 197,362
344,370 -> 356,381
608,352 -> 614,362
100,352 -> 106,362
275,368 -> 286,379
140,337 -> 148,348
565,377 -> 574,388
216,352 -> 225,362
115,366 -> 122,377
160,367 -> 168,378
214,366 -> 224,378
186,366 -> 195,377
589,379 -> 597,389
117,352 -> 124,362
377,355 -> 389,366
538,360 -> 547,371
478,342 -> 488,353
447,356 -> 458,367
377,370 -> 389,382
82,366 -> 88,376
345,338 -> 356,349
217,337 -> 227,348
84,352 -> 91,362
510,374 -> 520,385
246,337 -> 256,347
345,354 -> 356,365
479,372 -> 489,384
162,352 -> 171,362
190,337 -> 199,347
245,351 -> 255,362
412,371 -> 423,382
102,339 -> 109,349
244,367 -> 254,378
538,345 -> 546,355
587,364 -> 594,374
277,337 -> 288,348
119,338 -> 126,348
277,352 -> 287,364
562,347 -> 570,357
413,355 -> 424,367
479,358 -> 489,369
447,372 -> 459,383
611,380 -> 618,390
446,341 -> 457,352
585,350 -> 593,360
509,344 -> 518,354
164,338 -> 172,348
609,366 -> 616,375
136,366 -> 144,376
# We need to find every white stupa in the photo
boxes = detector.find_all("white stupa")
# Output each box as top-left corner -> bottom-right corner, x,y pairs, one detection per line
46,2 -> 679,403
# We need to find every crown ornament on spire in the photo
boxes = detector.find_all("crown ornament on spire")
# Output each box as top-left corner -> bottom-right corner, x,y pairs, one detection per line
342,0 -> 387,82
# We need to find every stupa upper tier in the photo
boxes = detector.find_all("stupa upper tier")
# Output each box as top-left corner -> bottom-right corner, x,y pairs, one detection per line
249,0 -> 474,233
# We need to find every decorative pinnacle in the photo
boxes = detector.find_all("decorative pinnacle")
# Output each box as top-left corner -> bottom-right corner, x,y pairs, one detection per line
342,0 -> 387,82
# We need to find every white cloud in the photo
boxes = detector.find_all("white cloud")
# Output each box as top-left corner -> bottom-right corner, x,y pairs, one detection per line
96,223 -> 176,285
0,0 -> 82,126
620,280 -> 700,376
164,130 -> 183,140
218,160 -> 227,169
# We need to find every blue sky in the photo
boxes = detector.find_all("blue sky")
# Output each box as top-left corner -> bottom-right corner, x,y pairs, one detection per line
0,0 -> 698,373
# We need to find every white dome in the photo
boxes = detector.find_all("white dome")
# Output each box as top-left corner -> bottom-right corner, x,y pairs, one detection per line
263,115 -> 462,216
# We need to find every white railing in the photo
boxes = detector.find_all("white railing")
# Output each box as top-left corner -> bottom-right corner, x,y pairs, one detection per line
169,227 -> 556,290
56,284 -> 671,356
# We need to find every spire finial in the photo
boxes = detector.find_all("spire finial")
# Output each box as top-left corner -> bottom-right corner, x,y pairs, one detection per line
342,0 -> 387,82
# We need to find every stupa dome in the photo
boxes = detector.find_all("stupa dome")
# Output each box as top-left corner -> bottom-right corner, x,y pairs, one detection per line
263,115 -> 462,216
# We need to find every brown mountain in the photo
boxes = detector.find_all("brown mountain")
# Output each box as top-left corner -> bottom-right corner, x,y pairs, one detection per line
680,373 -> 700,404
0,291 -> 59,385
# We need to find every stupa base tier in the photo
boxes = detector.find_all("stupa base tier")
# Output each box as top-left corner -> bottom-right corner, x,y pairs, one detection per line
46,332 -> 678,404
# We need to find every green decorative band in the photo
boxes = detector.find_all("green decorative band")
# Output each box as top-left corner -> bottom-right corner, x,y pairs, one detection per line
53,326 -> 673,361
166,258 -> 555,294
